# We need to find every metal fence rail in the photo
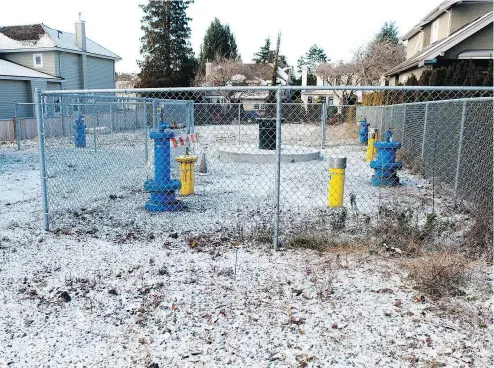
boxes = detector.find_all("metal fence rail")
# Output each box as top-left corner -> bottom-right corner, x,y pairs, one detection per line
31,86 -> 493,255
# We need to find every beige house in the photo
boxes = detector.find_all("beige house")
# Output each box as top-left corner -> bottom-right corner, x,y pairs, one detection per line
386,0 -> 493,85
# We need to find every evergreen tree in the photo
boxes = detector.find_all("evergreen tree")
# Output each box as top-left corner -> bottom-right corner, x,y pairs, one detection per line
419,69 -> 432,85
375,21 -> 400,44
464,60 -> 483,86
483,60 -> 493,86
444,65 -> 455,85
405,73 -> 418,86
296,56 -> 306,75
305,45 -> 328,72
428,68 -> 440,86
200,18 -> 239,66
253,38 -> 271,63
138,0 -> 196,88
296,45 -> 328,85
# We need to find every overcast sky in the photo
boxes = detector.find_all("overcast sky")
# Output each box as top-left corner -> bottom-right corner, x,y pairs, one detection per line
0,0 -> 444,73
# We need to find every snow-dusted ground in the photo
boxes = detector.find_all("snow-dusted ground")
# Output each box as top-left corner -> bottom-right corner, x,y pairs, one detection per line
0,123 -> 492,367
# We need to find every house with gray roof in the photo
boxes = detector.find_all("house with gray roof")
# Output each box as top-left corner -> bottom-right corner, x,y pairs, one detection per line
0,18 -> 120,119
385,0 -> 493,85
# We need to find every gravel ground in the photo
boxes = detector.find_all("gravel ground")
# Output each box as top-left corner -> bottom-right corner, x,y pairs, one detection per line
0,126 -> 492,367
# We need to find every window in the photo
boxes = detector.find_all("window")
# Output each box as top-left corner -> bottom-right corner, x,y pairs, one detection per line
414,32 -> 424,53
431,19 -> 440,43
33,54 -> 43,68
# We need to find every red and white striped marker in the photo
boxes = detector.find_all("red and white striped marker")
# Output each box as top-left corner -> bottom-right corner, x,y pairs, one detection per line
171,133 -> 198,148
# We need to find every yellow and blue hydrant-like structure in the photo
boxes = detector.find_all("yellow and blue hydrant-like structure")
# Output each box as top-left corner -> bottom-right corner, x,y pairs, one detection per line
328,156 -> 347,208
176,151 -> 198,196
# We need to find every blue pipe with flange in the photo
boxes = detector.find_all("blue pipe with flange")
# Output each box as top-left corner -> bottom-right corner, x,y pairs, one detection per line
358,118 -> 369,144
74,115 -> 86,148
370,130 -> 403,186
144,122 -> 182,211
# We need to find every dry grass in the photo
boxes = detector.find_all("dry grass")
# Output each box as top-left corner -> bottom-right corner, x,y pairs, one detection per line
375,207 -> 455,256
310,258 -> 335,301
285,230 -> 359,252
248,222 -> 273,244
404,253 -> 471,298
396,149 -> 422,175
461,205 -> 493,260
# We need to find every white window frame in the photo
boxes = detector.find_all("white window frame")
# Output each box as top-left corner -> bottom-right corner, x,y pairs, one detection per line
33,54 -> 43,68
431,19 -> 440,44
414,32 -> 424,53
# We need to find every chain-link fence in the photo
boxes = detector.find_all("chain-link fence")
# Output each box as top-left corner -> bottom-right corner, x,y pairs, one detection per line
357,97 -> 493,210
33,86 -> 493,257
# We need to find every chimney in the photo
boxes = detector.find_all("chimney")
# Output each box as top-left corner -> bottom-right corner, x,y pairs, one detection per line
75,13 -> 86,51
301,65 -> 308,87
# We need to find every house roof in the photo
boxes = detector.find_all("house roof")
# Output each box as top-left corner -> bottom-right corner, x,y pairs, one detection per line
401,0 -> 493,41
386,11 -> 493,76
0,23 -> 120,60
233,63 -> 273,81
0,58 -> 63,81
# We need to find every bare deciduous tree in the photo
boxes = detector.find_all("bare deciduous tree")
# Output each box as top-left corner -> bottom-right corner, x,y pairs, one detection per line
195,60 -> 272,87
194,60 -> 273,101
315,61 -> 361,104
356,41 -> 406,84
315,40 -> 406,103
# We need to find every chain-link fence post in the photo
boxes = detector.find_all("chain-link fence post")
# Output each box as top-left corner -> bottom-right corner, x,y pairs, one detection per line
388,104 -> 396,130
110,104 -> 114,132
93,115 -> 97,151
238,103 -> 241,144
273,85 -> 282,250
401,103 -> 407,142
144,102 -> 149,163
13,101 -> 21,150
454,101 -> 467,206
190,101 -> 194,134
61,106 -> 66,138
152,100 -> 157,131
320,102 -> 327,149
379,106 -> 384,141
421,102 -> 430,163
35,88 -> 49,231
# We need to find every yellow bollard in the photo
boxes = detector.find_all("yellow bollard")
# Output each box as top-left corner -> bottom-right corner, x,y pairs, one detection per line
328,156 -> 347,208
176,154 -> 198,196
373,130 -> 379,154
366,130 -> 376,163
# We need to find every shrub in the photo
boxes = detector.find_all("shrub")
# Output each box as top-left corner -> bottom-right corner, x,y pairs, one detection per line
404,253 -> 470,298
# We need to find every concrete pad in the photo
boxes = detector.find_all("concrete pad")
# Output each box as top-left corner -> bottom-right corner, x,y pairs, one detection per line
217,144 -> 321,163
